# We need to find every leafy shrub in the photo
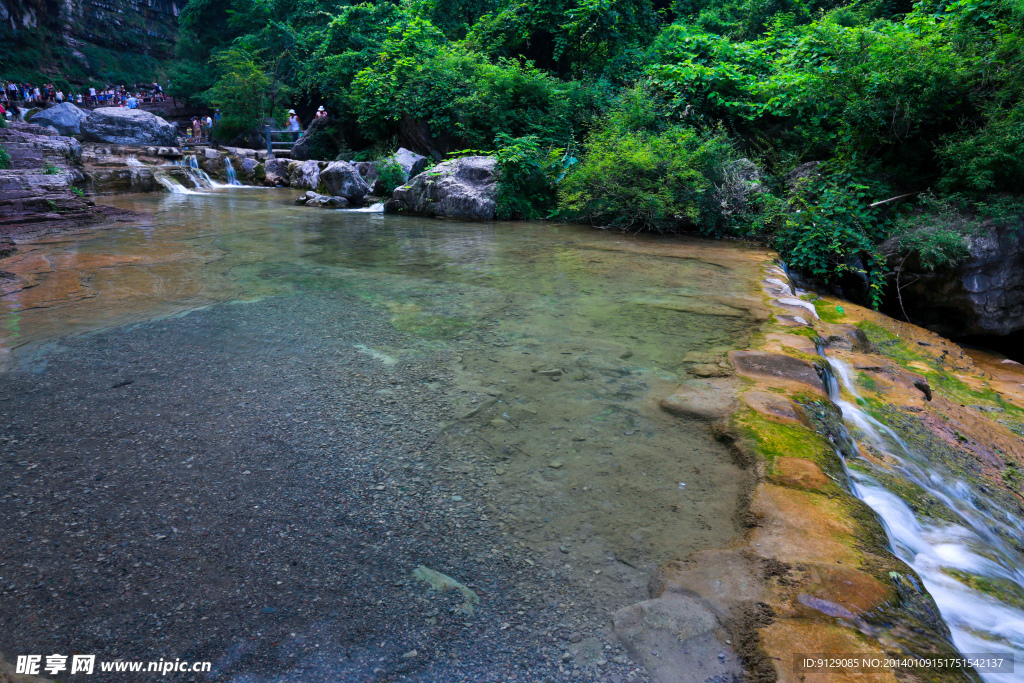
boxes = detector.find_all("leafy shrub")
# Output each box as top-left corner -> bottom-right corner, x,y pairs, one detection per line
0,144 -> 11,170
375,158 -> 407,196
492,133 -> 577,220
560,124 -> 739,232
41,162 -> 61,175
559,92 -> 739,232
773,165 -> 890,306
203,48 -> 289,139
938,104 -> 1024,193
353,36 -> 596,152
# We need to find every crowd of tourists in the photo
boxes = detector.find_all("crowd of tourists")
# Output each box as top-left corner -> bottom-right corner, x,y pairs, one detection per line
186,111 -> 220,143
1,81 -> 169,109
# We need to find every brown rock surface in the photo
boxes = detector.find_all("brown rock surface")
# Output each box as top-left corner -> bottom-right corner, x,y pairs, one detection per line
730,350 -> 825,393
660,380 -> 737,420
771,457 -> 831,490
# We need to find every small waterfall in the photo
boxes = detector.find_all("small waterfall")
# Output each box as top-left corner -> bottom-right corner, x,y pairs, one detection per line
125,154 -> 144,167
347,202 -> 385,213
178,155 -> 213,189
224,158 -> 243,186
153,171 -> 201,195
811,332 -> 1024,680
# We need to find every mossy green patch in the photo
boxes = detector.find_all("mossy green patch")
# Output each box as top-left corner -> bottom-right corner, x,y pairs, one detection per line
942,568 -> 1024,610
734,410 -> 826,466
856,371 -> 880,393
857,322 -> 1024,426
812,298 -> 846,323
786,325 -> 821,341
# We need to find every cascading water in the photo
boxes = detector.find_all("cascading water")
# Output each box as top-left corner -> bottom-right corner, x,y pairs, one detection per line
181,155 -> 214,188
224,158 -> 242,186
809,312 -> 1024,680
152,171 -> 202,195
347,202 -> 385,213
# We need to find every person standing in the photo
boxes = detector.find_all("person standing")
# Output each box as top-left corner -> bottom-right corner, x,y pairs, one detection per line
287,109 -> 301,141
315,105 -> 327,119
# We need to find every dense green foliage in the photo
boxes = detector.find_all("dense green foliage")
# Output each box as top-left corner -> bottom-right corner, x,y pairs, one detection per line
0,143 -> 11,170
7,0 -> 1020,305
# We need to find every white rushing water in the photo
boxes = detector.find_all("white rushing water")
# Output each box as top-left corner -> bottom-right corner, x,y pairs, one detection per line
823,355 -> 1024,681
346,202 -> 385,213
224,158 -> 243,186
153,172 -> 203,195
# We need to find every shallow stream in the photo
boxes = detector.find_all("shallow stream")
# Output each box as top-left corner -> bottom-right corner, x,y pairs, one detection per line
0,188 -> 768,680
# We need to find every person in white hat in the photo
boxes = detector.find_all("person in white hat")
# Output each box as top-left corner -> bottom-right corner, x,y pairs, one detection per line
287,109 -> 301,141
315,105 -> 327,119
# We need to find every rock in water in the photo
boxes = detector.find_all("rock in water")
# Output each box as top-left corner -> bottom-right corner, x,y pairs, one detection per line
240,157 -> 258,181
263,159 -> 291,186
288,160 -> 321,191
295,190 -> 347,208
384,156 -> 497,220
612,595 -> 742,683
81,108 -> 177,146
320,161 -> 370,204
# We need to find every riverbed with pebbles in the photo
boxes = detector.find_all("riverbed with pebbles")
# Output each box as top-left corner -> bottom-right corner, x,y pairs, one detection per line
0,190 -> 763,681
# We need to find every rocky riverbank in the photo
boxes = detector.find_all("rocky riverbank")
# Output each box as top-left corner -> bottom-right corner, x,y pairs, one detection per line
652,261 -> 1024,681
0,122 -> 140,244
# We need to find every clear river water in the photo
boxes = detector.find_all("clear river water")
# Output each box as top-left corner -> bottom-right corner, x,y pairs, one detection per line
0,187 -> 768,681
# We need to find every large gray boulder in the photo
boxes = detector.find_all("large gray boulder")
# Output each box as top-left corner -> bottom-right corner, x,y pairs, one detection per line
290,116 -> 346,161
288,160 -> 322,191
356,148 -> 430,195
263,158 -> 291,186
390,147 -> 428,180
81,108 -> 177,146
384,156 -> 497,220
320,161 -> 370,204
887,219 -> 1024,336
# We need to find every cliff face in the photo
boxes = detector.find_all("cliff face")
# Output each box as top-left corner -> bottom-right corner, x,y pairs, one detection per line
1,0 -> 178,58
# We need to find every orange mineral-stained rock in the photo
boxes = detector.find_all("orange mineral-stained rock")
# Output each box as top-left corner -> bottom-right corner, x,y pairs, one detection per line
770,457 -> 832,491
760,620 -> 898,683
747,483 -> 862,567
